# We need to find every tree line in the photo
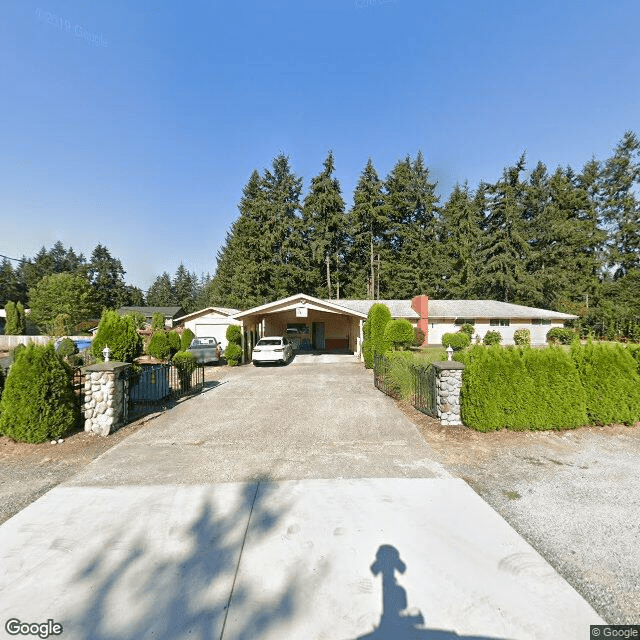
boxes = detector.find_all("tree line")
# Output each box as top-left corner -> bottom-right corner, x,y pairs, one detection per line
2,132 -> 639,339
204,132 -> 640,340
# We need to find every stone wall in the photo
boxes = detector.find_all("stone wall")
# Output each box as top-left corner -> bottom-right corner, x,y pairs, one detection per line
432,361 -> 464,426
84,362 -> 129,436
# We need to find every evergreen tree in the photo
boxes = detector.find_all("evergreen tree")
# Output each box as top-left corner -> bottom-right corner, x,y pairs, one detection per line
173,263 -> 199,312
481,155 -> 535,303
16,302 -> 26,334
86,244 -> 129,311
0,259 -> 26,306
4,302 -> 18,335
344,159 -> 386,298
17,242 -> 85,292
600,131 -> 640,277
146,272 -> 176,306
438,183 -> 485,299
302,151 -> 347,298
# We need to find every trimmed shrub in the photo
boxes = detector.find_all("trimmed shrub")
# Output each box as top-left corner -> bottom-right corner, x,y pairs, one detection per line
571,342 -> 640,426
225,324 -> 243,366
384,318 -> 415,351
58,337 -> 78,359
513,329 -> 531,346
126,311 -> 147,330
172,350 -> 197,391
363,318 -> 373,369
181,328 -> 195,352
0,367 -> 4,399
384,351 -> 416,399
460,323 -> 475,336
460,345 -> 587,431
151,312 -> 165,331
146,331 -> 171,360
91,310 -> 143,362
0,343 -> 79,443
167,330 -> 181,356
11,343 -> 26,363
627,344 -> 640,372
4,302 -> 18,335
225,343 -> 242,366
546,327 -> 576,345
483,330 -> 502,345
368,303 -> 392,359
413,326 -> 425,347
442,331 -> 471,351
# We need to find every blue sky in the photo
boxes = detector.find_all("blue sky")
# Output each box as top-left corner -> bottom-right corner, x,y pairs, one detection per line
1,0 -> 639,291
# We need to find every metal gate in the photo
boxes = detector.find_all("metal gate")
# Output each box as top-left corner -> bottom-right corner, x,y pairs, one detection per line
412,364 -> 437,417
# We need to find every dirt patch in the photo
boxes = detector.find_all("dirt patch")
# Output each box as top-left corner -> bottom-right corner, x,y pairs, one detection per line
0,364 -> 228,525
398,400 -> 640,625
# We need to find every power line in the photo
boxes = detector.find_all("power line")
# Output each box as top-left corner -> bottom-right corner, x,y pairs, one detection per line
0,253 -> 29,264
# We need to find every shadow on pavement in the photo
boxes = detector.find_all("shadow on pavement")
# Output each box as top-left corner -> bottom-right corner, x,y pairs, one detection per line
352,545 -> 513,640
64,478 -> 299,640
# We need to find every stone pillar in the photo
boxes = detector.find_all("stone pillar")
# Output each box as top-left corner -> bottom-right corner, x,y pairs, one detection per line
432,361 -> 465,426
83,362 -> 130,436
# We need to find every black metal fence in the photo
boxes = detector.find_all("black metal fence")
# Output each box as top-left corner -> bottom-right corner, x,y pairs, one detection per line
125,363 -> 205,417
373,354 -> 438,417
412,364 -> 437,417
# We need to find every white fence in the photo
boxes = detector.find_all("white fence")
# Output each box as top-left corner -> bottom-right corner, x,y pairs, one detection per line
0,335 -> 90,350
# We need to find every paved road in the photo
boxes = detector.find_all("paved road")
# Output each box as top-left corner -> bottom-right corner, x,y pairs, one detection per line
0,360 -> 603,639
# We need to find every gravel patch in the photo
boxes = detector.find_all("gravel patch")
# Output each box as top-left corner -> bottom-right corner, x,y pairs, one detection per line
398,400 -> 640,625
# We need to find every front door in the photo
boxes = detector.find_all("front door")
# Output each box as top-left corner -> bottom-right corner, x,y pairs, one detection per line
312,322 -> 325,350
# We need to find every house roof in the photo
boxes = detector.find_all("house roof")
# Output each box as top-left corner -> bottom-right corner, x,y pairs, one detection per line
234,293 -> 369,319
174,306 -> 241,323
324,299 -> 419,319
427,300 -> 577,320
119,306 -> 185,318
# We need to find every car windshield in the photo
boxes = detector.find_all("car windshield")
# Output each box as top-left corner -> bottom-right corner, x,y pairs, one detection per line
190,338 -> 216,347
257,339 -> 282,346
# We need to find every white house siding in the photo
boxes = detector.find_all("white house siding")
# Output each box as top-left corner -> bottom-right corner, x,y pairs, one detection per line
429,318 -> 567,346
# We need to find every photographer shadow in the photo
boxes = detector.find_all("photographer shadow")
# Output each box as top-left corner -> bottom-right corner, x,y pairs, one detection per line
354,545 -> 513,640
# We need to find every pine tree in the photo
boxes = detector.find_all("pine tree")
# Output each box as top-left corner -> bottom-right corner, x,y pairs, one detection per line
344,159 -> 386,298
146,272 -> 176,306
302,151 -> 347,298
438,182 -> 485,299
600,131 -> 640,277
86,244 -> 129,311
173,263 -> 199,312
482,155 -> 535,303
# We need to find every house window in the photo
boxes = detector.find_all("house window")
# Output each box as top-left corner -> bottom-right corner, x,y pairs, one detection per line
454,318 -> 475,326
532,319 -> 551,325
490,319 -> 510,327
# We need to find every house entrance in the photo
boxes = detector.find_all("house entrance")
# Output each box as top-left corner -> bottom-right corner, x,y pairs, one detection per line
312,322 -> 325,350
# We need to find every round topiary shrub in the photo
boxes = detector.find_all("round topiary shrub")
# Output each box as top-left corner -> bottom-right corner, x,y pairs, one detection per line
146,331 -> 171,360
514,329 -> 531,346
180,328 -> 195,352
413,326 -> 425,347
483,330 -> 502,346
384,318 -> 415,351
226,324 -> 242,345
442,331 -> 471,351
0,343 -> 79,443
172,350 -> 197,391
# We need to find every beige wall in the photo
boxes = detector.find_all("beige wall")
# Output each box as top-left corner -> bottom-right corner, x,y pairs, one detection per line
428,318 -> 566,345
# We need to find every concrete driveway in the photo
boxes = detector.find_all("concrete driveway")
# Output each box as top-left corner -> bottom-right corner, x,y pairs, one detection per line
0,361 -> 603,639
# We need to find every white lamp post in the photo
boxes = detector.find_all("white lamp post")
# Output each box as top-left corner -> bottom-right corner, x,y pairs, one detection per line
446,345 -> 454,361
102,345 -> 111,362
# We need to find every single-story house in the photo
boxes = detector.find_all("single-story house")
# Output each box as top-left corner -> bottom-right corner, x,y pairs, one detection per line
118,306 -> 186,329
231,294 -> 577,361
173,306 -> 241,349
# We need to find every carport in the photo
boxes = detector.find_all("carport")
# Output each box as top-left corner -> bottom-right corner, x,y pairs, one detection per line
234,294 -> 368,363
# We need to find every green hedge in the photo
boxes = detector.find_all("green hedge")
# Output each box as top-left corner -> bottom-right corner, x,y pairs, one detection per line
461,346 -> 587,431
363,318 -> 373,369
547,327 -> 576,345
172,350 -> 197,391
570,342 -> 640,426
369,304 -> 392,357
146,331 -> 171,360
167,330 -> 181,356
0,343 -> 79,443
442,332 -> 471,351
91,310 -> 143,362
483,330 -> 502,345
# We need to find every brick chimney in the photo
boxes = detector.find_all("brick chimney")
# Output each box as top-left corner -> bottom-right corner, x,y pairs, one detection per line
411,295 -> 429,346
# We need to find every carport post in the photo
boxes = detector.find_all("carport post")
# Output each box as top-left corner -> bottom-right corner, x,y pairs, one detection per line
359,319 -> 364,359
240,320 -> 246,364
